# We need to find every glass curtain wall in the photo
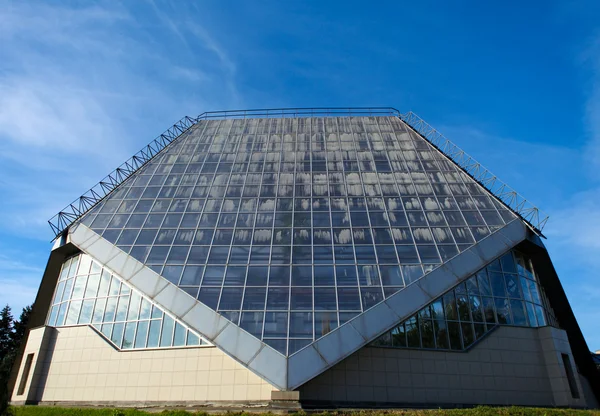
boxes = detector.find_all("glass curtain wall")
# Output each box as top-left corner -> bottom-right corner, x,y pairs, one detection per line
47,253 -> 208,350
79,116 -> 517,355
373,250 -> 557,351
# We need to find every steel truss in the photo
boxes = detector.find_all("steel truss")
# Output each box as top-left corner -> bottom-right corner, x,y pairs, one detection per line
47,107 -> 548,240
399,111 -> 549,235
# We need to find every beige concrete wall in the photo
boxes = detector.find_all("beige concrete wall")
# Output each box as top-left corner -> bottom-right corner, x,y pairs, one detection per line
537,326 -> 587,408
10,326 -> 54,403
299,326 -> 585,407
13,324 -> 592,408
12,325 -> 277,404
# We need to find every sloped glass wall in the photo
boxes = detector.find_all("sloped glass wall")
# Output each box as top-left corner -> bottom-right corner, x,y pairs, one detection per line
372,250 -> 556,351
79,116 -> 518,355
47,253 -> 209,350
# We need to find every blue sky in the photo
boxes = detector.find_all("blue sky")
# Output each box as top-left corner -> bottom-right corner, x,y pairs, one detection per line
0,1 -> 599,348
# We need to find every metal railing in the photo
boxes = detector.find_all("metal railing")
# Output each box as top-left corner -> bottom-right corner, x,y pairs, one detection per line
197,107 -> 400,119
47,108 -> 399,239
48,107 -> 548,239
47,115 -> 198,238
399,111 -> 549,235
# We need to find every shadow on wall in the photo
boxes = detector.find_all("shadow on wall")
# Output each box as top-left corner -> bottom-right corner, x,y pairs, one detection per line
30,328 -> 58,404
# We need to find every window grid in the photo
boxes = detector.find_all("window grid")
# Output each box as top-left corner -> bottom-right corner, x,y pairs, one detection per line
372,250 -> 555,351
47,254 -> 208,351
80,116 -> 518,356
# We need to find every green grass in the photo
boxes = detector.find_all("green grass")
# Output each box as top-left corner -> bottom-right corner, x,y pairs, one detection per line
6,407 -> 600,416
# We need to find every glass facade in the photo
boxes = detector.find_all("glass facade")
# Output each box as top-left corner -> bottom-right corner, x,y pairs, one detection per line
78,116 -> 517,356
372,250 -> 555,351
47,253 -> 209,350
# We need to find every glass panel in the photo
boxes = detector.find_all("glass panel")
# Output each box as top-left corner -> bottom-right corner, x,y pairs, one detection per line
122,322 -> 136,349
160,315 -> 175,347
134,321 -> 149,348
147,320 -> 161,348
79,299 -> 95,324
173,323 -> 186,346
65,300 -> 82,325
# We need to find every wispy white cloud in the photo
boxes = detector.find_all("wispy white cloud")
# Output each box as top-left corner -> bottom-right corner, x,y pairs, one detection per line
148,0 -> 240,107
547,188 -> 600,252
581,31 -> 600,172
0,252 -> 45,313
0,1 -> 239,238
0,1 -> 241,313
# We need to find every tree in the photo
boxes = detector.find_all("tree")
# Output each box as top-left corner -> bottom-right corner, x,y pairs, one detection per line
11,307 -> 31,353
0,304 -> 32,415
0,306 -> 14,361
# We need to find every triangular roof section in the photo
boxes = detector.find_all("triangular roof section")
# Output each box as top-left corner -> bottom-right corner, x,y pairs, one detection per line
54,109 -> 544,390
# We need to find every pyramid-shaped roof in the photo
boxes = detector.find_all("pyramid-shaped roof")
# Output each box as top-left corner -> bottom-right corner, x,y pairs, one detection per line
54,108 -> 544,390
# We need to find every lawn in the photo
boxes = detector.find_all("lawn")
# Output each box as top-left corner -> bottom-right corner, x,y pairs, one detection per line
7,407 -> 600,416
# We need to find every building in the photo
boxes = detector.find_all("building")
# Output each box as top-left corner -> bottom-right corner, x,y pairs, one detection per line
9,108 -> 600,408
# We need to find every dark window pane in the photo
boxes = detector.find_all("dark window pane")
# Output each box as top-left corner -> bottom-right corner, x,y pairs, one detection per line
505,274 -> 522,298
350,211 -> 369,226
202,266 -> 225,286
269,265 -> 290,286
270,246 -> 291,264
289,312 -> 313,338
250,246 -> 271,263
266,288 -> 289,310
147,246 -> 169,264
461,322 -> 474,348
224,266 -> 246,285
376,245 -> 397,263
292,246 -> 312,264
166,246 -> 189,264
314,266 -> 335,286
355,246 -> 376,264
315,312 -> 337,338
207,247 -> 229,264
489,272 -> 507,297
336,265 -> 358,286
246,266 -> 268,286
379,265 -> 404,286
420,318 -> 435,348
358,265 -> 380,286
198,287 -> 220,310
180,266 -> 203,286
242,287 -> 266,310
396,245 -> 419,264
194,229 -> 214,244
361,287 -> 383,310
218,287 -> 244,310
240,312 -> 264,338
264,312 -> 288,337
337,287 -> 361,310
448,321 -> 462,350
229,246 -> 250,264
405,316 -> 420,348
494,298 -> 512,324
314,287 -> 337,311
291,287 -> 313,310
510,299 -> 528,326
188,246 -> 209,264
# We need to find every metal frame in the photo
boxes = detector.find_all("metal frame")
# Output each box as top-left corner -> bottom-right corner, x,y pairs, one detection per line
48,107 -> 549,240
48,115 -> 199,238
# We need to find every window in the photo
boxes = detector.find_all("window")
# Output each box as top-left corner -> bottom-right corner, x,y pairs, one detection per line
17,353 -> 34,396
561,353 -> 580,399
